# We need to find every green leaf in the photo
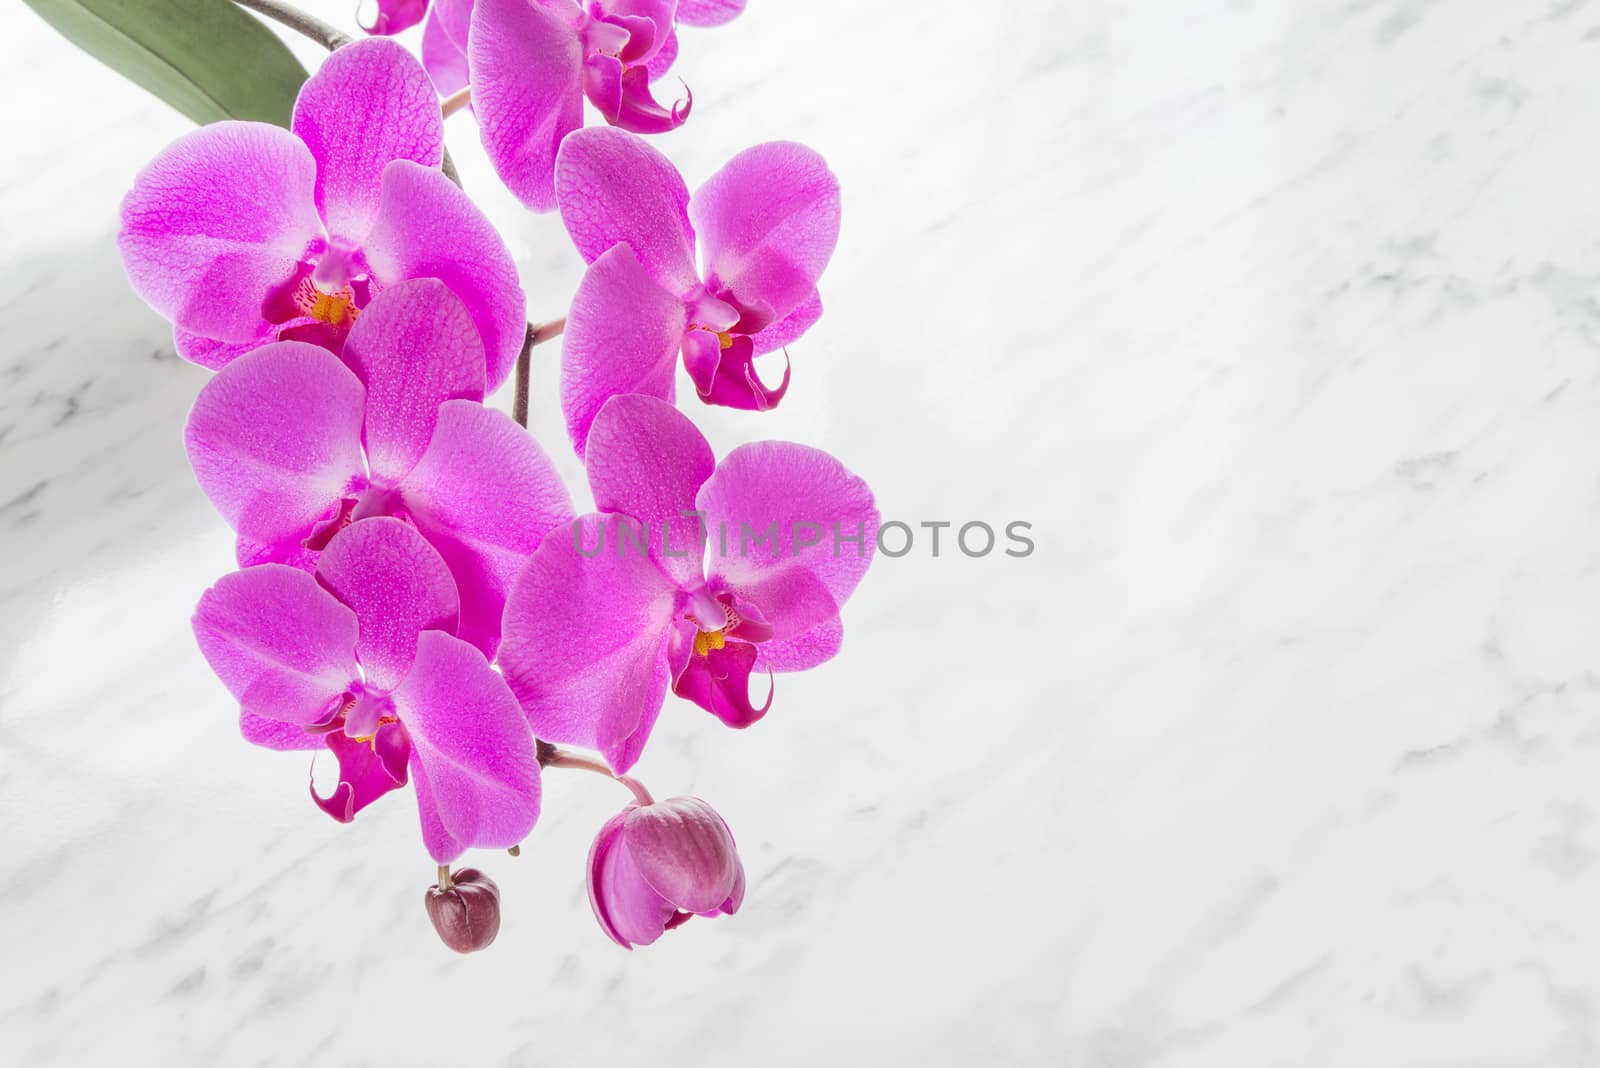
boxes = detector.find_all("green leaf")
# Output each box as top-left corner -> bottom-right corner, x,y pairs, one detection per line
20,0 -> 309,127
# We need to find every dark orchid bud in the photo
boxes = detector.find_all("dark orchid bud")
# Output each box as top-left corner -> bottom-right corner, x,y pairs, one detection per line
425,867 -> 502,953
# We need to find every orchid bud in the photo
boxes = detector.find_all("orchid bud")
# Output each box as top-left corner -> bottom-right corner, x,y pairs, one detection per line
587,796 -> 745,949
425,867 -> 502,953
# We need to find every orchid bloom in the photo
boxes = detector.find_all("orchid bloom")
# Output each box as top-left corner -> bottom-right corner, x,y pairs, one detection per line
119,38 -> 525,389
589,795 -> 744,949
184,278 -> 572,655
422,0 -> 700,212
552,128 -> 840,454
193,517 -> 541,863
500,393 -> 876,772
362,0 -> 430,35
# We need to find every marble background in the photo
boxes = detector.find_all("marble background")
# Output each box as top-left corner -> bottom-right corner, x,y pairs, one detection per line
4,0 -> 1600,1064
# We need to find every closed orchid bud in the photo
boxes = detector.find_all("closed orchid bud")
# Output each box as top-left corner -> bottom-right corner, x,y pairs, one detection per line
587,796 -> 745,949
425,868 -> 502,953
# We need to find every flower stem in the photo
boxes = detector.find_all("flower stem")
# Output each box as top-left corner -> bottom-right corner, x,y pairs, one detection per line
436,864 -> 453,891
441,86 -> 473,119
539,742 -> 654,805
232,0 -> 350,48
512,318 -> 566,428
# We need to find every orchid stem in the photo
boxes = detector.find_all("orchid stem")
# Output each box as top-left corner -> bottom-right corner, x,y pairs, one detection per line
230,0 -> 464,189
436,864 -> 453,891
539,743 -> 654,806
441,86 -> 473,118
231,0 -> 350,48
512,318 -> 565,428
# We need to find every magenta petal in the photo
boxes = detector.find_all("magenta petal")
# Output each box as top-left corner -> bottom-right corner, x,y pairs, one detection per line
194,564 -> 358,727
294,39 -> 443,242
362,160 -> 526,390
645,28 -> 677,80
689,142 -> 840,326
312,722 -> 411,822
555,127 -> 698,291
421,7 -> 470,97
500,514 -> 678,773
687,333 -> 790,411
342,279 -> 486,482
623,797 -> 742,912
315,518 -> 461,692
184,341 -> 366,550
672,640 -> 770,727
397,631 -> 541,856
119,122 -> 322,342
561,244 -> 688,455
469,0 -> 584,212
600,819 -> 677,947
360,0 -> 430,34
675,0 -> 745,26
587,809 -> 638,947
174,326 -> 274,371
609,65 -> 691,135
585,393 -> 713,586
434,0 -> 474,47
242,710 -> 325,750
398,400 -> 574,657
697,441 -> 877,640
757,613 -> 842,672
747,289 -> 821,355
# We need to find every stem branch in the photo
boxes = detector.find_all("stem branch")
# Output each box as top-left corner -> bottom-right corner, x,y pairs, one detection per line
232,0 -> 351,48
441,86 -> 473,119
539,743 -> 654,806
512,318 -> 566,428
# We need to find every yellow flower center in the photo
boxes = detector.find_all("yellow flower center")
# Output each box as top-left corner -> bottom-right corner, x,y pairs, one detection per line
293,275 -> 361,327
693,629 -> 726,656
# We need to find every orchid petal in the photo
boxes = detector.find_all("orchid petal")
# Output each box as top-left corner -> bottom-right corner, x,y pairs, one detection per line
748,289 -> 821,355
315,518 -> 461,692
585,394 -> 713,586
684,333 -> 790,411
586,810 -> 640,947
193,564 -> 358,727
599,818 -> 676,946
697,441 -> 877,641
624,797 -> 742,912
119,122 -> 321,343
555,127 -> 698,291
399,400 -> 574,657
757,613 -> 842,672
173,326 -> 274,371
500,514 -> 678,773
242,710 -> 326,750
561,244 -> 687,455
421,6 -> 471,97
434,0 -> 473,47
645,28 -> 678,81
611,65 -> 691,134
689,142 -> 840,327
359,0 -> 429,34
293,39 -> 444,242
672,639 -> 771,727
675,0 -> 745,26
397,631 -> 541,858
184,342 -> 365,551
469,0 -> 584,212
341,279 -> 486,482
362,160 -> 527,390
312,723 -> 411,822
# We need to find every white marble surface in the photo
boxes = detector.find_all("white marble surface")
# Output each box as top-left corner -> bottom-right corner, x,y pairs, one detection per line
5,0 -> 1600,1063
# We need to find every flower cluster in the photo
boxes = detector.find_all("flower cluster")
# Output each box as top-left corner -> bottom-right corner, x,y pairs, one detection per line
119,2 -> 872,953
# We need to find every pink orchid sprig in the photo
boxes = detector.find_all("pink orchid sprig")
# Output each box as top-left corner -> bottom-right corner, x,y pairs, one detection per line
107,0 -> 875,958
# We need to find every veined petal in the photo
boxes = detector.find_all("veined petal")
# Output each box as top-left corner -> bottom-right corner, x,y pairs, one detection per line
697,441 -> 877,641
469,0 -> 584,212
675,0 -> 744,26
624,797 -> 743,912
555,127 -> 698,292
119,122 -> 321,342
173,326 -> 276,372
561,244 -> 687,455
312,723 -> 411,822
293,39 -> 444,243
399,401 -> 574,657
362,160 -> 527,390
689,142 -> 840,328
434,0 -> 474,48
645,27 -> 678,80
341,279 -> 486,483
242,710 -> 326,750
193,564 -> 358,727
598,817 -> 676,947
397,631 -> 541,858
315,518 -> 461,692
610,65 -> 691,135
421,6 -> 471,98
184,342 -> 366,551
500,514 -> 678,774
587,809 -> 642,947
756,613 -> 842,673
360,0 -> 429,35
585,394 -> 713,587
748,289 -> 821,355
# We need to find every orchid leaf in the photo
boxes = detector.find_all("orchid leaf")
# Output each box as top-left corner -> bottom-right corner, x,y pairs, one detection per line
19,0 -> 308,127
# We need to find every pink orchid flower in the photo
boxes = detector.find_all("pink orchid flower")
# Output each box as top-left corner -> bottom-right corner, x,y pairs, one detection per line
589,795 -> 744,949
423,0 -> 702,212
361,0 -> 430,35
184,278 -> 572,656
193,517 -> 541,863
499,393 -> 876,773
552,127 -> 840,454
119,38 -> 525,389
